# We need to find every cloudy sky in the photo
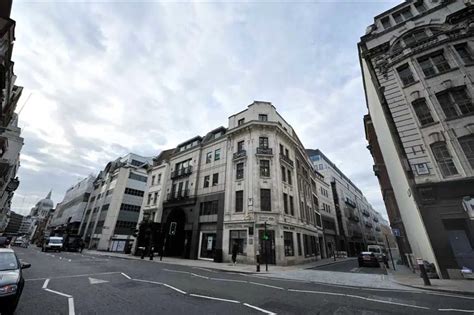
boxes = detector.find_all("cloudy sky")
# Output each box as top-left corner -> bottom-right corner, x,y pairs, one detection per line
10,0 -> 400,218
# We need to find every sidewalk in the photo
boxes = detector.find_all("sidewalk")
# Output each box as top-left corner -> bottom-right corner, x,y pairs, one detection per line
85,249 -> 355,274
387,263 -> 474,296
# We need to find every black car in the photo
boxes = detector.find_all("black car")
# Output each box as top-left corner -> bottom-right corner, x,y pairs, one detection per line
358,251 -> 380,267
0,248 -> 31,314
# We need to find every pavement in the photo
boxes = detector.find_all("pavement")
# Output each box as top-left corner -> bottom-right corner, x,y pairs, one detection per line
10,246 -> 474,314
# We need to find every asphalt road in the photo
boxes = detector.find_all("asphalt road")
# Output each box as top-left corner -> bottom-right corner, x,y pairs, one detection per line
311,258 -> 388,275
10,246 -> 474,315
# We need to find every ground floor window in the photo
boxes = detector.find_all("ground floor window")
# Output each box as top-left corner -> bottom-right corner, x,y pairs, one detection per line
284,232 -> 294,256
229,230 -> 247,255
303,234 -> 318,257
297,233 -> 302,256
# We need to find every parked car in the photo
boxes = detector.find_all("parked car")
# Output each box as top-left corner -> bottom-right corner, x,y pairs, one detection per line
12,238 -> 28,248
0,248 -> 31,314
358,251 -> 380,267
42,236 -> 63,252
367,245 -> 386,262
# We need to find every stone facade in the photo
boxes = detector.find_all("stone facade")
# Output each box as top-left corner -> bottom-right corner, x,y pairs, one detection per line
359,0 -> 474,278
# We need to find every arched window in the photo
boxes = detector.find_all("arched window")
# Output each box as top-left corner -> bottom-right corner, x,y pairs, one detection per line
430,142 -> 458,177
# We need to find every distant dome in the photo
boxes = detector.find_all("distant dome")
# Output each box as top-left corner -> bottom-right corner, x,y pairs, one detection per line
39,199 -> 54,209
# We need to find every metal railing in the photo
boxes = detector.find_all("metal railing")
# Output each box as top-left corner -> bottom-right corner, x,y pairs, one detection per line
170,166 -> 193,179
166,189 -> 190,201
279,153 -> 294,167
233,150 -> 247,160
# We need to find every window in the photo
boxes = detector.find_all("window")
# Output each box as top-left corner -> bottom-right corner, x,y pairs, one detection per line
287,169 -> 292,185
316,213 -> 322,228
237,140 -> 245,152
284,232 -> 294,257
214,149 -> 221,161
412,98 -> 434,126
206,152 -> 212,164
431,142 -> 458,177
418,52 -> 450,77
238,118 -> 245,126
296,233 -> 302,256
415,1 -> 427,13
285,148 -> 289,157
131,159 -> 143,166
157,174 -> 162,184
289,196 -> 294,216
106,189 -> 114,196
259,137 -> 269,148
281,166 -> 286,182
229,230 -> 247,254
381,17 -> 391,29
124,188 -> 144,197
459,135 -> 474,169
236,163 -> 244,180
199,200 -> 218,216
258,114 -> 268,122
212,173 -> 219,186
260,160 -> 270,177
280,144 -> 284,154
120,203 -> 141,213
154,192 -> 158,205
203,175 -> 210,188
403,30 -> 428,48
235,191 -> 244,212
397,64 -> 415,86
393,7 -> 412,23
151,175 -> 155,185
455,43 -> 474,64
283,193 -> 288,214
147,193 -> 152,205
129,172 -> 147,182
436,87 -> 474,119
260,189 -> 271,211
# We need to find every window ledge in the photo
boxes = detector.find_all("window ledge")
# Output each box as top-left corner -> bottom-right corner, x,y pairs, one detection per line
445,112 -> 474,122
424,67 -> 459,80
420,121 -> 440,129
401,80 -> 419,89
235,178 -> 244,182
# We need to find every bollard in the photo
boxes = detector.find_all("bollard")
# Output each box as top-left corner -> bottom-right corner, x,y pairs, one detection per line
417,258 -> 431,286
256,253 -> 260,272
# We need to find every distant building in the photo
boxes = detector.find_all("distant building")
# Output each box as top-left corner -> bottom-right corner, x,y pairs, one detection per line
28,192 -> 55,242
49,176 -> 94,235
18,215 -> 33,236
0,1 -> 24,235
78,153 -> 151,252
306,149 -> 388,256
359,0 -> 474,278
3,211 -> 22,235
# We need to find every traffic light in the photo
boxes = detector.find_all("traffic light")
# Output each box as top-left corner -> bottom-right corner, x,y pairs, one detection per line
263,234 -> 269,241
169,222 -> 177,236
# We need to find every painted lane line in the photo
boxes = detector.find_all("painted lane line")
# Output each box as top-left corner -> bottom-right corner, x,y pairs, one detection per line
26,271 -> 122,282
42,279 -> 50,289
121,272 -> 132,280
210,278 -> 248,283
191,273 -> 209,279
162,283 -> 187,294
132,279 -> 163,285
163,269 -> 189,274
438,309 -> 474,313
249,281 -> 284,290
68,297 -> 75,315
190,293 -> 240,304
243,303 -> 277,315
44,288 -> 72,298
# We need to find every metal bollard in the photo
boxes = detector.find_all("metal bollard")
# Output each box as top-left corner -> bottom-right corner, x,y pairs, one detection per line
256,254 -> 260,272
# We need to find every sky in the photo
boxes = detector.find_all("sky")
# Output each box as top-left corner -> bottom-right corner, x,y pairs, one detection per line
10,0 -> 400,218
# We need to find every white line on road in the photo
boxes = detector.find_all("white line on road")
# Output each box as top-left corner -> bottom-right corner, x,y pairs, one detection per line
350,267 -> 359,272
191,273 -> 209,279
42,279 -> 50,289
132,279 -> 163,285
121,272 -> 132,279
163,268 -> 189,274
438,309 -> 474,313
44,288 -> 72,298
243,303 -> 277,315
26,271 -> 122,282
68,297 -> 75,315
190,293 -> 240,304
162,283 -> 187,294
249,281 -> 284,290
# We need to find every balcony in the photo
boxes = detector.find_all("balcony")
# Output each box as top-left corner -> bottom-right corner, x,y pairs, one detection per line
348,215 -> 360,223
256,147 -> 273,156
279,153 -> 294,167
362,210 -> 370,217
170,166 -> 193,180
164,189 -> 196,207
345,198 -> 356,208
365,222 -> 373,228
233,150 -> 247,160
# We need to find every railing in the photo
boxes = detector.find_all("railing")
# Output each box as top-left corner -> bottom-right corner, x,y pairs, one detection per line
348,215 -> 360,222
256,147 -> 273,155
362,210 -> 370,217
167,189 -> 190,202
345,198 -> 356,208
170,166 -> 193,179
279,153 -> 294,167
233,150 -> 247,160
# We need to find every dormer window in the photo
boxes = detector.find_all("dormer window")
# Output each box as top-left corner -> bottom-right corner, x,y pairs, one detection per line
403,29 -> 428,48
393,7 -> 412,24
381,17 -> 391,30
259,114 -> 268,122
414,1 -> 427,13
238,118 -> 245,126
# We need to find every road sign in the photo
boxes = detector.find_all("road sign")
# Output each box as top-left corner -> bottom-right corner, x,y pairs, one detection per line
392,228 -> 401,237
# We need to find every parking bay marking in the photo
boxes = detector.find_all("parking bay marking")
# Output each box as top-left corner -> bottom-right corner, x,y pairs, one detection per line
42,279 -> 75,315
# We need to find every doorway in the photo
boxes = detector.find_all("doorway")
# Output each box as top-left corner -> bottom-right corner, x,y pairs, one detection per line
164,208 -> 186,257
199,232 -> 216,260
258,229 -> 276,264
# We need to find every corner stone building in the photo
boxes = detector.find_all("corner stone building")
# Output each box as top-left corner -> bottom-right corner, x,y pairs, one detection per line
359,0 -> 474,278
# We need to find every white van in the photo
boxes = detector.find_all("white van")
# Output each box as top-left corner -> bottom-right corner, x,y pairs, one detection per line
42,236 -> 63,252
367,245 -> 386,261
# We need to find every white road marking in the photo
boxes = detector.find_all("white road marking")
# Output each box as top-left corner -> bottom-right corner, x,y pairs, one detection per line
44,288 -> 72,298
190,293 -> 240,304
42,279 -> 50,289
210,278 -> 247,283
249,281 -> 284,290
243,303 -> 277,315
121,272 -> 132,280
133,278 -> 164,285
350,267 -> 359,272
68,297 -> 75,315
26,271 -> 122,282
88,277 -> 109,285
68,259 -> 72,262
191,273 -> 209,279
438,309 -> 474,313
162,283 -> 187,294
163,269 -> 189,274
